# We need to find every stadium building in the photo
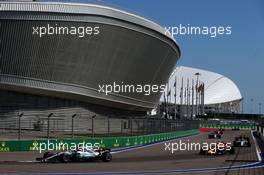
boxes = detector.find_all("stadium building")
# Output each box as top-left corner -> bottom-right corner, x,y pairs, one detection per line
0,1 -> 180,116
159,66 -> 242,119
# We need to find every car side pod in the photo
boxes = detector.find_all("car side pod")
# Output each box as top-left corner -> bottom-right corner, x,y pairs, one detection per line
36,151 -> 55,162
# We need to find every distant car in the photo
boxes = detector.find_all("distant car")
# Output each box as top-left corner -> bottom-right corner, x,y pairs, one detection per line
208,131 -> 222,139
232,128 -> 240,131
199,142 -> 235,155
233,135 -> 251,147
218,129 -> 224,134
36,147 -> 112,163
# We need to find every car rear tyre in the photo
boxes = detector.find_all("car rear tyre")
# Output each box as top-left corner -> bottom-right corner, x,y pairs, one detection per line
102,152 -> 112,162
60,154 -> 71,163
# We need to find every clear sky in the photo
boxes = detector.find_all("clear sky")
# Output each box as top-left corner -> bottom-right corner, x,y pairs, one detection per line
43,0 -> 264,114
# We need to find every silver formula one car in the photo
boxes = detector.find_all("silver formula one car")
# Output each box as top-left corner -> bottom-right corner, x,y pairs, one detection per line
233,135 -> 251,147
36,148 -> 112,163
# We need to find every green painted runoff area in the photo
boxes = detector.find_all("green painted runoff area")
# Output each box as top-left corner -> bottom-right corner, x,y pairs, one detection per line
200,123 -> 255,129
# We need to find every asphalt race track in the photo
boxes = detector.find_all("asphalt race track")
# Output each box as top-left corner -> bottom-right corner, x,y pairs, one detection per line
0,130 -> 263,175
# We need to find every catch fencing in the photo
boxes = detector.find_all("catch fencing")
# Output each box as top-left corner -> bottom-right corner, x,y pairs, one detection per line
0,108 -> 199,140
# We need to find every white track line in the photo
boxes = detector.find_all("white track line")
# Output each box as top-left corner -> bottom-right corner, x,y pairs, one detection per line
111,132 -> 200,154
251,130 -> 262,161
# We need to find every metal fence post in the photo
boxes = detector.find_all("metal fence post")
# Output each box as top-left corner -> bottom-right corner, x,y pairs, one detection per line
145,119 -> 147,134
148,119 -> 151,134
18,113 -> 24,140
147,119 -> 152,134
140,119 -> 143,135
107,116 -> 110,136
130,118 -> 133,136
120,119 -> 123,135
145,119 -> 148,134
141,119 -> 143,135
160,119 -> 162,133
164,119 -> 166,132
92,115 -> 96,138
71,114 -> 77,138
47,113 -> 53,139
150,119 -> 152,134
152,119 -> 155,134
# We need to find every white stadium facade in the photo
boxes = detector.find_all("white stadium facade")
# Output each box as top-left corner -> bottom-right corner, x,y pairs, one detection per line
159,66 -> 242,119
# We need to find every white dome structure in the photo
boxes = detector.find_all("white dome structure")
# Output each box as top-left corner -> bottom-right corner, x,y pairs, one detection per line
160,66 -> 242,116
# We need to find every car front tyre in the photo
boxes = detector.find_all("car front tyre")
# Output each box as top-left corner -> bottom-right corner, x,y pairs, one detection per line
43,152 -> 54,159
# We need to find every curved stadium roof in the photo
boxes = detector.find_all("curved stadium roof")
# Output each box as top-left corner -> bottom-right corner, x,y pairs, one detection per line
0,1 -> 177,43
0,1 -> 181,111
161,66 -> 242,105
